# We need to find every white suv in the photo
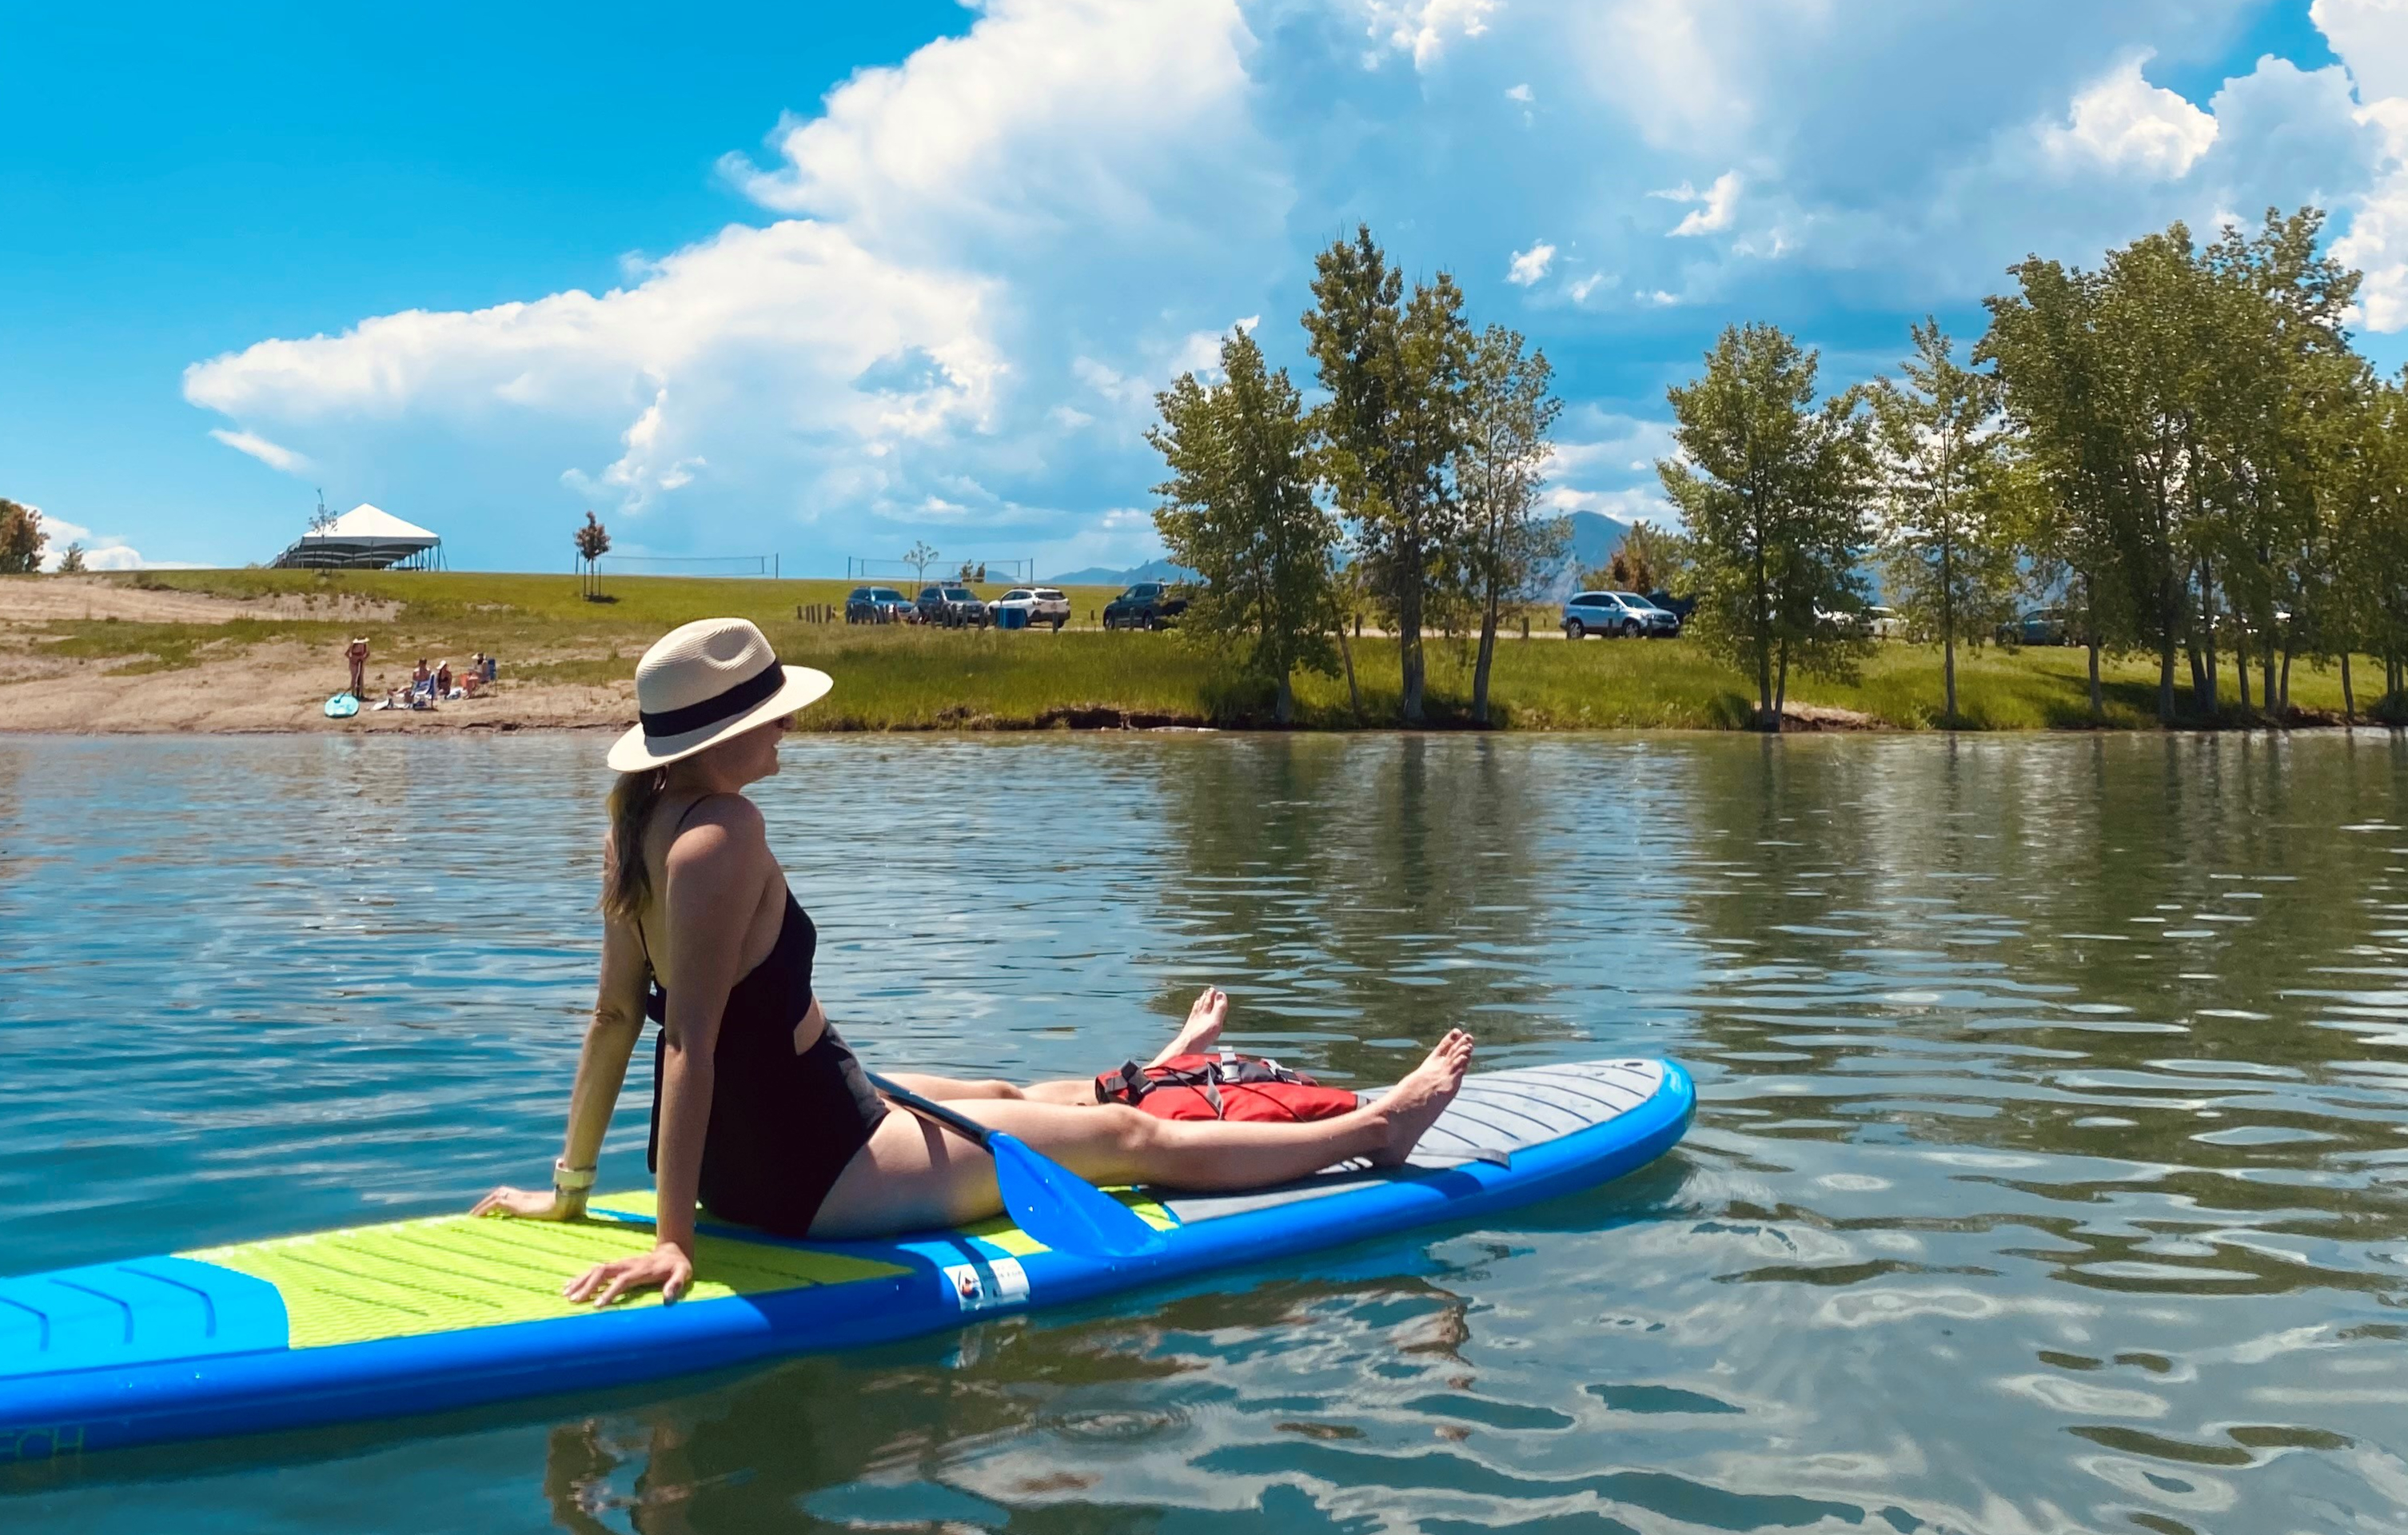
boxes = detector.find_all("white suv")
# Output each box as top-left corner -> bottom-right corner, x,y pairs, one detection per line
988,587 -> 1071,630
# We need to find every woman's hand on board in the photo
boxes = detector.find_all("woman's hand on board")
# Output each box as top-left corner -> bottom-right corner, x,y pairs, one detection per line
469,1185 -> 586,1222
564,1240 -> 695,1307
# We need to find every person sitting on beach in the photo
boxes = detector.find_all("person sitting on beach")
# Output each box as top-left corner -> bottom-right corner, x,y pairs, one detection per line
437,660 -> 455,698
472,618 -> 1473,1306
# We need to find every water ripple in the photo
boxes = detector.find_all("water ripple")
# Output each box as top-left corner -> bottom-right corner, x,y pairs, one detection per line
2,731 -> 2404,1531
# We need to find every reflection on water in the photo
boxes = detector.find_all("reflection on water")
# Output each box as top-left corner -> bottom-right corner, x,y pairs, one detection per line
2,731 -> 2404,1532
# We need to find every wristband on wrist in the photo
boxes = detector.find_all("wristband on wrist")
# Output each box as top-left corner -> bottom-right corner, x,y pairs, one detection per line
552,1158 -> 596,1194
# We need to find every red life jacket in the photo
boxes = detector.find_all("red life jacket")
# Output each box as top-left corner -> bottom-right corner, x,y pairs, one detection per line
1093,1052 -> 1360,1123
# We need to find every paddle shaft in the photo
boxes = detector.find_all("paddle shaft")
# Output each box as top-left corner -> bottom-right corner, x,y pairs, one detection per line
864,1072 -> 998,1149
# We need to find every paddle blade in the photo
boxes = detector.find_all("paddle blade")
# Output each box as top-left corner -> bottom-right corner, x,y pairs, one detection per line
987,1131 -> 1166,1259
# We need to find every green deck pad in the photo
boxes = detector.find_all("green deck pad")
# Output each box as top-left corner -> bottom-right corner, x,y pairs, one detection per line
586,1188 -> 1178,1258
187,1213 -> 907,1350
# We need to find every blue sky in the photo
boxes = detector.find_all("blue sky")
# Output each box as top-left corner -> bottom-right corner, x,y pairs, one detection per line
6,0 -> 2404,576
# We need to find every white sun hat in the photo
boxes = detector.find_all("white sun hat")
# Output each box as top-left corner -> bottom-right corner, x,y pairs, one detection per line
606,618 -> 832,771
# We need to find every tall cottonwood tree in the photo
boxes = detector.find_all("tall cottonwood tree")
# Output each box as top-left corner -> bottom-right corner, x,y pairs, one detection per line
1870,319 -> 2023,724
1149,329 -> 1339,724
1457,324 -> 1564,724
1988,208 -> 2363,724
1302,225 -> 1471,724
1982,258 -> 2139,724
1658,324 -> 1872,731
2325,370 -> 2408,712
2192,210 -> 2358,716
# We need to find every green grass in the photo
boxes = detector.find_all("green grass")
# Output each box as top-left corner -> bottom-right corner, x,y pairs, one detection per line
18,569 -> 2392,731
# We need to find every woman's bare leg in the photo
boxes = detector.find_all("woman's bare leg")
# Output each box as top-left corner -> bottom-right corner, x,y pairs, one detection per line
877,988 -> 1234,1106
811,1031 -> 1473,1238
1147,987 -> 1226,1066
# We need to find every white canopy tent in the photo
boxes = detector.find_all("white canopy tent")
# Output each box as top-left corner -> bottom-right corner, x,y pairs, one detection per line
271,504 -> 445,570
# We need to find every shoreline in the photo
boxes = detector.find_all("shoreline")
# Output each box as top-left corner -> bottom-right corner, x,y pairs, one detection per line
4,572 -> 2394,737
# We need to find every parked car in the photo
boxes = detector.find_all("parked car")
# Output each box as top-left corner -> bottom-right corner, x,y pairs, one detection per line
1646,589 -> 1697,622
916,584 -> 991,628
1561,590 -> 1680,639
988,587 -> 1070,630
844,586 -> 912,624
1995,608 -> 2073,646
1864,604 -> 1903,640
1102,581 -> 1188,630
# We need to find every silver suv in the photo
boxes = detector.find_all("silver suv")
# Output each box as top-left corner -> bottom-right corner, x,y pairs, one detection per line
1562,591 -> 1680,640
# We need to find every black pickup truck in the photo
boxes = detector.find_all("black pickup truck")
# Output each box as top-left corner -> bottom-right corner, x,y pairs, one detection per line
1101,581 -> 1189,631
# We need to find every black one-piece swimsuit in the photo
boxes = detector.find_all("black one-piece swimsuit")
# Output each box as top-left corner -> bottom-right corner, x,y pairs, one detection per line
642,876 -> 889,1238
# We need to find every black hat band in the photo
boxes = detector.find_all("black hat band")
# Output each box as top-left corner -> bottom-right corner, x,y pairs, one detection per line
639,658 -> 786,739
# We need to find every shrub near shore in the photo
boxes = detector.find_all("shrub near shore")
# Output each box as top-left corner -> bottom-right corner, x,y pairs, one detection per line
6,568 -> 2384,732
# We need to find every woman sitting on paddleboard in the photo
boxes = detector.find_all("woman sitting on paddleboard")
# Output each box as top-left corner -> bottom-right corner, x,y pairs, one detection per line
476,619 -> 1472,1306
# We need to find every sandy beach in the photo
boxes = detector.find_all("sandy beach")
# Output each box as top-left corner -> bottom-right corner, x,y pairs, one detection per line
0,576 -> 638,734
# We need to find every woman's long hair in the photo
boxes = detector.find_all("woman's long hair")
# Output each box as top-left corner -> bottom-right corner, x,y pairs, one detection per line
603,768 -> 668,924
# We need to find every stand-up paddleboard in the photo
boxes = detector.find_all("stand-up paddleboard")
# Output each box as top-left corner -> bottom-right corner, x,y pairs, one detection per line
0,1059 -> 1690,1460
322,693 -> 360,719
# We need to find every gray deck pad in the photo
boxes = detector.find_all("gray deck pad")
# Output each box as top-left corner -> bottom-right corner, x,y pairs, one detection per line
1156,1059 -> 1666,1223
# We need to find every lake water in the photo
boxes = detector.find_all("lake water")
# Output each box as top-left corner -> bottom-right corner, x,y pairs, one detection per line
2,731 -> 2405,1533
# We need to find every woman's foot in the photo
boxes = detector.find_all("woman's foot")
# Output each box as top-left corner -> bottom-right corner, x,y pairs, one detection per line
1369,1030 -> 1474,1166
1148,987 -> 1229,1067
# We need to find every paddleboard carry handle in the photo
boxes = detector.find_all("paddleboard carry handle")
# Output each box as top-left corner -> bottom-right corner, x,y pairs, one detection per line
865,1072 -> 1166,1261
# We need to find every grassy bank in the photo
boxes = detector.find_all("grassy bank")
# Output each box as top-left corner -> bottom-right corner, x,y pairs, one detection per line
9,568 -> 2390,732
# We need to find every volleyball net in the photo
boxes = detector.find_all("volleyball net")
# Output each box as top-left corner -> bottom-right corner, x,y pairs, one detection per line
845,556 -> 1034,587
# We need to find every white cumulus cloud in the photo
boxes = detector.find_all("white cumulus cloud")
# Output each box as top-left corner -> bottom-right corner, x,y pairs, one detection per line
34,513 -> 146,572
181,0 -> 1284,547
2316,0 -> 2408,330
1507,241 -> 1557,285
1653,170 -> 1742,236
2041,52 -> 2219,178
1360,0 -> 1497,70
208,429 -> 312,474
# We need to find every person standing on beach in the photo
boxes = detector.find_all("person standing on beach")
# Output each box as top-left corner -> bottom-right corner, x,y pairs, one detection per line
345,637 -> 369,699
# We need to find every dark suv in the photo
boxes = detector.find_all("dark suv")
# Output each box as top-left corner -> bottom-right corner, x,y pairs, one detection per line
1102,581 -> 1188,631
1995,608 -> 2074,647
844,586 -> 911,624
916,584 -> 991,628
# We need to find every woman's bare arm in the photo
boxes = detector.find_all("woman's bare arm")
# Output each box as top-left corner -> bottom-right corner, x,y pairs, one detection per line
568,799 -> 765,1305
556,911 -> 651,1188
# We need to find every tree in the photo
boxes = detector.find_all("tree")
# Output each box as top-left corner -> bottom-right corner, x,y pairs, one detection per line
1149,328 -> 1340,724
904,540 -> 939,587
2191,209 -> 2357,718
1457,324 -> 1563,724
1657,323 -> 1873,731
0,498 -> 44,574
56,542 -> 88,574
2325,369 -> 2408,715
1982,257 -> 2141,724
575,510 -> 611,600
1589,520 -> 1688,596
1869,318 -> 2024,724
1303,225 -> 1472,723
955,560 -> 987,584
